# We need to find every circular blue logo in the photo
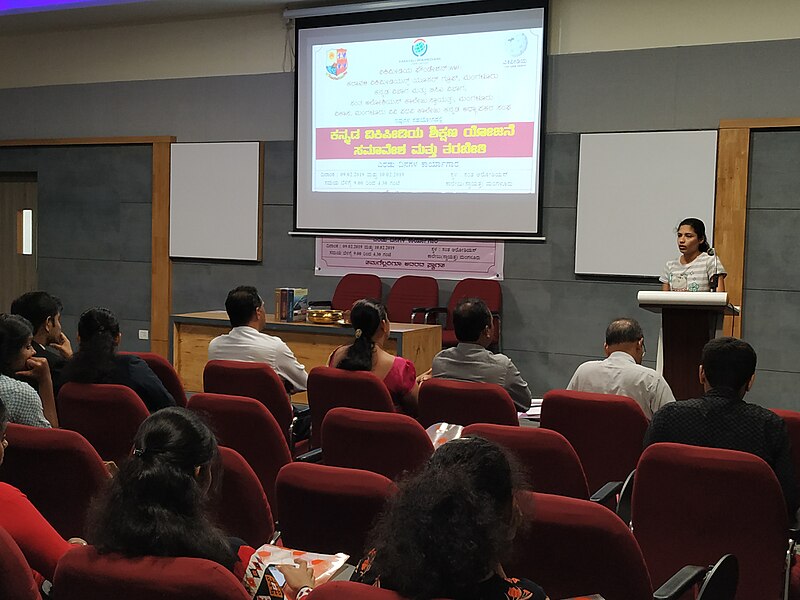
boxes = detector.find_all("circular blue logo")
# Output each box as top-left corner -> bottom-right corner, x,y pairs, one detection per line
412,38 -> 428,57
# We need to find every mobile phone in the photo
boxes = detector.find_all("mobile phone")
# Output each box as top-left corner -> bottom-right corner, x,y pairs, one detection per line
268,565 -> 286,587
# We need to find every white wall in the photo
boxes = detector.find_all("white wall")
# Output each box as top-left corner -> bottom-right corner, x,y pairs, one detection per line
4,0 -> 800,89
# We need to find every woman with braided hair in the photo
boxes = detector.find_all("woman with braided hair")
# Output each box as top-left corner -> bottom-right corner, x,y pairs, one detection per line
328,299 -> 429,415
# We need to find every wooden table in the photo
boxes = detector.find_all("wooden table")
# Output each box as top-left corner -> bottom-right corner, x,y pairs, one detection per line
173,311 -> 442,394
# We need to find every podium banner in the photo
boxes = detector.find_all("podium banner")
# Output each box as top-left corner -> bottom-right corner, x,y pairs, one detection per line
315,237 -> 504,280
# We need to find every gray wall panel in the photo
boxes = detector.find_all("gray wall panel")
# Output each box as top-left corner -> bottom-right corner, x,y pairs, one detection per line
746,369 -> 800,410
748,131 -> 800,210
741,289 -> 800,374
743,210 -> 800,291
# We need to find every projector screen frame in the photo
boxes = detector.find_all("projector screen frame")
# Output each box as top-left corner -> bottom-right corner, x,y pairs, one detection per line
292,0 -> 550,240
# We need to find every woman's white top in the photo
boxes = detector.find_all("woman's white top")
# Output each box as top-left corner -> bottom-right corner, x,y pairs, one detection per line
660,252 -> 726,292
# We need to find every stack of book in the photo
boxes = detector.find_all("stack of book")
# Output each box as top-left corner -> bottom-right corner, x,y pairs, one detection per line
274,288 -> 309,322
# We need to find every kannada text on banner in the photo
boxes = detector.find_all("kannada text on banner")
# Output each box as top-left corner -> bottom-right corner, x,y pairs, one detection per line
312,26 -> 542,194
315,238 -> 504,281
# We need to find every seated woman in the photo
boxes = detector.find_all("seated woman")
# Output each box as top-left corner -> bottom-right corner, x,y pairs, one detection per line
351,436 -> 549,600
0,314 -> 58,427
61,307 -> 175,413
0,398 -> 74,585
329,299 -> 428,414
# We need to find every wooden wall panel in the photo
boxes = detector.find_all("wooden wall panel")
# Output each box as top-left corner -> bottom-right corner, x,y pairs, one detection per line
151,141 -> 173,358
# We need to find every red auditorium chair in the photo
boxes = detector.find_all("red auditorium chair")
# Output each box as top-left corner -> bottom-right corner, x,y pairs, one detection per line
308,582 -> 409,599
425,278 -> 501,349
540,389 -> 648,492
57,382 -> 149,462
771,408 -> 800,502
53,546 -> 250,600
322,407 -> 433,480
187,393 -> 291,516
0,527 -> 41,600
1,424 -> 109,539
215,447 -> 275,548
418,379 -> 518,428
307,366 -> 396,449
462,423 -> 589,499
331,274 -> 383,311
507,491 -> 737,600
203,360 -> 295,446
386,275 -> 439,323
276,463 -> 396,559
119,351 -> 187,407
632,443 -> 793,600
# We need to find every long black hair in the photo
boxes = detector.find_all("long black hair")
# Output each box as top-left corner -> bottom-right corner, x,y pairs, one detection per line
678,218 -> 710,253
365,436 -> 527,599
62,307 -> 120,383
0,314 -> 33,376
338,299 -> 387,372
87,408 -> 234,568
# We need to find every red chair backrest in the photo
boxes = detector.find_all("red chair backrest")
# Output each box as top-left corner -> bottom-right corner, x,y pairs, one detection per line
57,382 -> 149,462
322,407 -> 433,480
276,463 -> 396,560
418,379 -> 518,428
53,546 -> 250,600
308,582 -> 411,599
215,447 -> 275,548
462,424 -> 590,499
0,526 -> 41,600
187,393 -> 291,515
307,367 -> 395,448
203,360 -> 293,444
540,389 -> 647,491
331,274 -> 383,312
771,408 -> 800,502
120,352 -> 187,407
445,278 -> 501,328
507,492 -> 652,600
632,443 -> 788,600
386,276 -> 439,324
1,424 -> 109,539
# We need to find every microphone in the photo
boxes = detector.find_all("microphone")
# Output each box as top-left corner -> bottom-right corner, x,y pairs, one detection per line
707,247 -> 719,291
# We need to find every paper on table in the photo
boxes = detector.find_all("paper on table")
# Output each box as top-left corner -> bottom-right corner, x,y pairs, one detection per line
519,399 -> 543,419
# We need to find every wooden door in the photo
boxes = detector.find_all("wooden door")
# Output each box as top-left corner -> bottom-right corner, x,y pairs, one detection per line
0,177 -> 38,311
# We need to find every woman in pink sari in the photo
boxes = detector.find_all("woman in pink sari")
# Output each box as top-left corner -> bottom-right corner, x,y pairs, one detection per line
329,299 -> 429,415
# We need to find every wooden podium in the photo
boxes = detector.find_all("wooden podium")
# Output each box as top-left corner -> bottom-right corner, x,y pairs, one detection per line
638,292 -> 740,400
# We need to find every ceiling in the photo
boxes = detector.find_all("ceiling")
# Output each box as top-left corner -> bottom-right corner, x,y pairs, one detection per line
0,0 -> 296,34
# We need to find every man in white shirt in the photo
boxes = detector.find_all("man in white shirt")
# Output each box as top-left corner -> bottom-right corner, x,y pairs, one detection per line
566,318 -> 675,419
431,298 -> 532,411
208,286 -> 308,393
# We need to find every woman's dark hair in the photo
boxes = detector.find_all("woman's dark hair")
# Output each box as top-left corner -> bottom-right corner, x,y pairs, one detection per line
338,299 -> 387,372
87,408 -> 234,568
678,218 -> 710,253
62,307 -> 121,383
0,397 -> 8,428
366,436 -> 527,599
0,313 -> 33,376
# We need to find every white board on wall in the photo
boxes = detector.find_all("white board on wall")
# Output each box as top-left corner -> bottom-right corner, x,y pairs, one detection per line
575,131 -> 718,277
170,142 -> 262,260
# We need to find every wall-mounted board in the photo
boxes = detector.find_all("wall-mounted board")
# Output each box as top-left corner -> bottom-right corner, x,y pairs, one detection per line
575,130 -> 718,277
170,142 -> 262,261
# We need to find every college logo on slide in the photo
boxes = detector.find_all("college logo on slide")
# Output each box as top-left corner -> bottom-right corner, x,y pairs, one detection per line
411,38 -> 428,57
326,48 -> 348,79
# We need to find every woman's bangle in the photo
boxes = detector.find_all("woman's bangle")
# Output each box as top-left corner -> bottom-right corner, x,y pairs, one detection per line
296,586 -> 313,599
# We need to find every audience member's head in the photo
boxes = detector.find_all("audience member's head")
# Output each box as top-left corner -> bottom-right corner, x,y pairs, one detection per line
367,436 -> 526,598
224,286 -> 264,328
87,407 -> 233,567
62,308 -> 121,383
701,337 -> 757,397
0,314 -> 34,377
452,297 -> 492,345
338,299 -> 388,372
604,317 -> 646,364
10,291 -> 64,344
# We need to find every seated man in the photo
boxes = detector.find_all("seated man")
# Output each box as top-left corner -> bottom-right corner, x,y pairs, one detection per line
431,297 -> 532,411
10,291 -> 72,391
208,285 -> 308,393
645,337 -> 798,516
566,317 -> 675,419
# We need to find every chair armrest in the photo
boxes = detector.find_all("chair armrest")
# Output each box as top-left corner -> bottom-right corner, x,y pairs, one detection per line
294,448 -> 323,463
653,565 -> 708,600
425,307 -> 448,324
615,470 -> 635,525
293,406 -> 311,419
411,307 -> 433,322
589,480 -> 623,506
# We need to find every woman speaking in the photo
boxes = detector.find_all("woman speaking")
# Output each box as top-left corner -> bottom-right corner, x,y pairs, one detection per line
660,218 -> 727,292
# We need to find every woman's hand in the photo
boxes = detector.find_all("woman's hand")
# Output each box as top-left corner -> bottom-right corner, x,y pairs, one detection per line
277,559 -> 316,598
16,356 -> 52,382
416,369 -> 432,384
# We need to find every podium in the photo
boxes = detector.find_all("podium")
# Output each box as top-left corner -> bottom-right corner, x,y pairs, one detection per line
638,292 -> 740,400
